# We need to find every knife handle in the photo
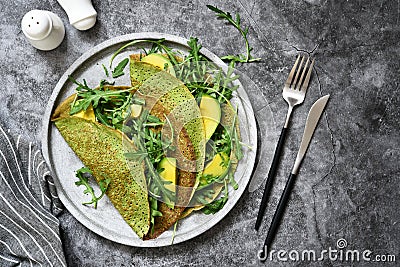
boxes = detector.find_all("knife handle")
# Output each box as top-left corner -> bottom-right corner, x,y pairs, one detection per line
255,127 -> 288,230
262,173 -> 297,256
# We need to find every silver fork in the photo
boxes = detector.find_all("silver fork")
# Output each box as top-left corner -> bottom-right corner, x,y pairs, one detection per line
255,55 -> 315,230
282,56 -> 315,128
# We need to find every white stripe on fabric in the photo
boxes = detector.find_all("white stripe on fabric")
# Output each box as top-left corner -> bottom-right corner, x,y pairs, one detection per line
0,171 -> 61,241
0,195 -> 65,266
16,135 -> 21,150
32,150 -> 40,167
32,162 -> 46,206
0,149 -> 58,225
0,127 -> 58,223
28,143 -> 32,185
43,194 -> 52,208
0,210 -> 53,267
41,171 -> 50,181
54,206 -> 63,212
0,193 -> 61,244
0,129 -> 58,224
0,239 -> 17,256
0,223 -> 42,267
35,160 -> 45,177
43,193 -> 51,202
0,254 -> 19,263
50,192 -> 59,199
34,155 -> 47,205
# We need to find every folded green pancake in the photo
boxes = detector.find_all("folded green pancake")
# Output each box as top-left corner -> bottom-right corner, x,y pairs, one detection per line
52,93 -> 150,239
130,56 -> 206,239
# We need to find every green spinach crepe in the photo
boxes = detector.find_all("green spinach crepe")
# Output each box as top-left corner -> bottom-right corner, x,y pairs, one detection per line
129,55 -> 206,239
52,94 -> 151,239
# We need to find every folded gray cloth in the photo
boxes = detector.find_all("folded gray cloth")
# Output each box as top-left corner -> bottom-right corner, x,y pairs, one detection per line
0,125 -> 66,267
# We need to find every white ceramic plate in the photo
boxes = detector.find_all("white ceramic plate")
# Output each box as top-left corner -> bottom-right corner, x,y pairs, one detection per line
42,32 -> 258,247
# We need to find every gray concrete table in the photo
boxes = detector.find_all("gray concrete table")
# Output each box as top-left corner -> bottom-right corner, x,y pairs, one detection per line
0,0 -> 399,266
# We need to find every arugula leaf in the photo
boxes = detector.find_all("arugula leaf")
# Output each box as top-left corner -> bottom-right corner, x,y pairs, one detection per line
206,5 -> 261,63
143,42 -> 162,55
102,64 -> 109,77
68,76 -> 135,129
202,196 -> 228,215
202,180 -> 229,214
177,38 -> 240,104
228,171 -> 239,190
112,58 -> 129,78
75,167 -> 110,209
171,220 -> 178,245
149,196 -> 162,234
126,109 -> 176,206
187,37 -> 207,63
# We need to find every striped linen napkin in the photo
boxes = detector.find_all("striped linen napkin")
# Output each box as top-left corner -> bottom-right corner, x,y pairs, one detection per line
0,124 -> 66,267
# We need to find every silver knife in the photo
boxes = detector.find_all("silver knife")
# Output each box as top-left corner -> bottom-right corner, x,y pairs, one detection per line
291,94 -> 330,175
259,94 -> 330,259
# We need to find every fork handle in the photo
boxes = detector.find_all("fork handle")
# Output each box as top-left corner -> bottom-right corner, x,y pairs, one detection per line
255,127 -> 288,230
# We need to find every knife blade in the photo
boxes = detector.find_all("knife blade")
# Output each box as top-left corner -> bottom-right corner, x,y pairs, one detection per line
259,94 -> 330,260
291,94 -> 330,175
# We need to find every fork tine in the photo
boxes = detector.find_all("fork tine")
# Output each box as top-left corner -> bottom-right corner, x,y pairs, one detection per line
300,58 -> 315,93
292,55 -> 305,89
284,55 -> 300,88
295,57 -> 310,90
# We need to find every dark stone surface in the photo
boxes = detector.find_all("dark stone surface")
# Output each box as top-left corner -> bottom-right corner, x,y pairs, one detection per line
0,0 -> 399,266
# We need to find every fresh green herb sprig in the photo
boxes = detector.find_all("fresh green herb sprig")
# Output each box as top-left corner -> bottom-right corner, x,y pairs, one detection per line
187,37 -> 207,62
171,221 -> 178,245
175,37 -> 208,83
101,64 -> 109,77
75,167 -> 110,209
228,171 -> 239,190
124,109 -> 175,206
141,42 -> 163,56
68,76 -> 135,130
112,58 -> 129,78
194,184 -> 217,205
202,180 -> 229,214
178,38 -> 240,105
124,113 -> 174,165
211,126 -> 233,155
207,5 -> 261,64
149,195 -> 162,234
